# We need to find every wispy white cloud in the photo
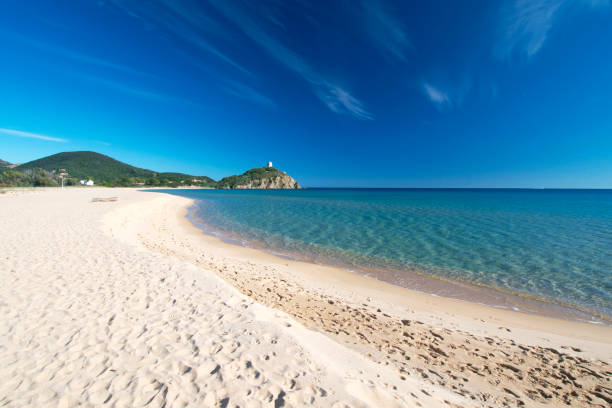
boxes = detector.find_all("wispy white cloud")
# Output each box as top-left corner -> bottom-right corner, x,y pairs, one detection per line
316,86 -> 373,120
210,2 -> 310,78
497,0 -> 564,58
422,82 -> 451,109
222,80 -> 276,107
108,0 -> 251,75
358,0 -> 412,61
496,0 -> 609,59
71,72 -> 203,108
11,33 -> 203,109
316,84 -> 372,120
0,128 -> 67,143
108,0 -> 371,118
207,0 -> 373,119
6,31 -> 154,78
172,47 -> 275,108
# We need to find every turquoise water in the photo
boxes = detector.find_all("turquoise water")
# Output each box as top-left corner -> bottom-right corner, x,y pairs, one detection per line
157,189 -> 612,322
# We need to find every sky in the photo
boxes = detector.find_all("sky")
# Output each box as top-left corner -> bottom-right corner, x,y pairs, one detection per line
1,0 -> 611,187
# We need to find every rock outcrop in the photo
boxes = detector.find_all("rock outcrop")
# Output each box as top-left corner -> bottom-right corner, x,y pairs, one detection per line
216,167 -> 301,189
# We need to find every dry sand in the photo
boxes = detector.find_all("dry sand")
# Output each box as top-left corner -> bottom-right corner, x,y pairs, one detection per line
1,188 -> 610,407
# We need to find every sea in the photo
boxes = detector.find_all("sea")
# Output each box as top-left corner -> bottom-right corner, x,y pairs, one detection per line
155,188 -> 612,324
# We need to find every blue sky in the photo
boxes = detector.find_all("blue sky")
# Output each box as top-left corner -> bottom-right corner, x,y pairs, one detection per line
1,0 -> 611,187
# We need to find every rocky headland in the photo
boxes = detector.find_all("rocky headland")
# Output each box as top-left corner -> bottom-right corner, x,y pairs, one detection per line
216,166 -> 301,189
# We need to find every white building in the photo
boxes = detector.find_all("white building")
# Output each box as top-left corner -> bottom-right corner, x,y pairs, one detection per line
80,179 -> 94,186
267,161 -> 273,168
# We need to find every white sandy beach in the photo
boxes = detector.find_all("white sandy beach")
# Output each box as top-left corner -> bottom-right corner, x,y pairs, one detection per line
1,188 -> 610,407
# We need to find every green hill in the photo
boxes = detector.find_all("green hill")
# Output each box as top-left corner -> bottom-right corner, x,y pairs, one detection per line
0,158 -> 11,167
217,166 -> 301,189
17,151 -> 152,180
15,151 -> 215,187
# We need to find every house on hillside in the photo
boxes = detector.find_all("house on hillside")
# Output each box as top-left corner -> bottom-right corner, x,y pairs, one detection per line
267,161 -> 273,168
80,179 -> 94,186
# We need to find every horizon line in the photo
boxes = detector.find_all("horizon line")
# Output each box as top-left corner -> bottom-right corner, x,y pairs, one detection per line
302,187 -> 612,190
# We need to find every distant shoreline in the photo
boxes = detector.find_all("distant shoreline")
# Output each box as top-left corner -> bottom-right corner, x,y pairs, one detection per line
304,187 -> 612,191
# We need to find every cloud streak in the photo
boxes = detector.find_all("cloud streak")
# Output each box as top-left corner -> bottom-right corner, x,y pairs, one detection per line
108,1 -> 286,109
496,0 -> 609,59
0,128 -> 67,142
422,82 -> 451,109
7,32 -> 154,78
71,72 -> 203,108
222,80 -> 276,107
316,86 -> 373,120
107,0 -> 372,118
358,0 -> 412,61
497,0 -> 564,58
108,0 -> 251,75
207,0 -> 373,119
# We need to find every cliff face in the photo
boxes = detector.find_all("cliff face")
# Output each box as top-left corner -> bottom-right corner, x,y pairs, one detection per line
216,167 -> 301,189
227,174 -> 300,189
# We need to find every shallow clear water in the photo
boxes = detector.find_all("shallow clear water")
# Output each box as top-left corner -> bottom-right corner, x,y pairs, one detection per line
156,189 -> 612,321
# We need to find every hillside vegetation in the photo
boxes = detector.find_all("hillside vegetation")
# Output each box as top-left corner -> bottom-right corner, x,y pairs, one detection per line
0,159 -> 12,167
17,151 -> 152,181
11,151 -> 215,187
0,168 -> 59,187
1,151 -> 301,189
